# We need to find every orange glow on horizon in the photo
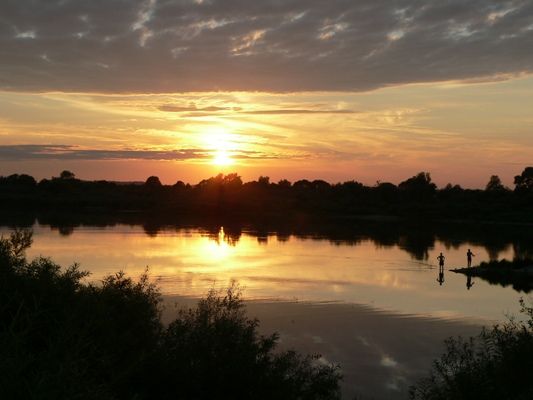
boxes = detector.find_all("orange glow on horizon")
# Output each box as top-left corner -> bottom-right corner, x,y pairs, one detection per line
1,76 -> 533,188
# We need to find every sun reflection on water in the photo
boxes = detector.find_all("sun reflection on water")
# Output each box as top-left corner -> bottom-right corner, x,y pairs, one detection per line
202,227 -> 232,262
14,224 -> 522,321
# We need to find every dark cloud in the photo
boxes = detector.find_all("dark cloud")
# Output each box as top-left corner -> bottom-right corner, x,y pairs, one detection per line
0,144 -> 275,161
0,0 -> 532,93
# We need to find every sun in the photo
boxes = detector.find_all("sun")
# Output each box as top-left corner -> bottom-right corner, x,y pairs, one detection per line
203,127 -> 236,166
213,149 -> 233,166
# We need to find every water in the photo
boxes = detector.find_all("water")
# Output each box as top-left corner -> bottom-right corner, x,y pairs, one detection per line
2,221 -> 530,399
9,223 -> 523,321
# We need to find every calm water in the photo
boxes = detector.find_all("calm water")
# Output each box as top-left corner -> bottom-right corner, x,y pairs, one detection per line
6,223 -> 523,321
2,222 -> 530,399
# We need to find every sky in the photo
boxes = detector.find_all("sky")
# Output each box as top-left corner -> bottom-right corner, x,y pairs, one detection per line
1,0 -> 532,188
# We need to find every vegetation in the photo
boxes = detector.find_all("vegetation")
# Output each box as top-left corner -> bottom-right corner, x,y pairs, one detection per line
477,258 -> 533,270
514,167 -> 533,194
0,168 -> 532,223
410,299 -> 533,400
0,230 -> 341,400
452,258 -> 533,293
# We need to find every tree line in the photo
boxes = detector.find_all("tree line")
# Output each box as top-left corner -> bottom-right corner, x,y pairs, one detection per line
0,168 -> 532,222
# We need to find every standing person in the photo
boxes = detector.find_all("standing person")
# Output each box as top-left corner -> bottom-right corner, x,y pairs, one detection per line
437,252 -> 445,268
467,249 -> 475,267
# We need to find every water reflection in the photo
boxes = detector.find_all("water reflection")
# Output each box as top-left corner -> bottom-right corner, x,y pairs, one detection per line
466,274 -> 475,290
2,218 -> 529,400
160,296 -> 487,400
437,265 -> 445,286
239,300 -> 484,400
3,212 -> 532,261
1,221 -> 528,322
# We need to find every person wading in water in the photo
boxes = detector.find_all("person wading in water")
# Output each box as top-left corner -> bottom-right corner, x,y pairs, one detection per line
437,252 -> 445,268
467,249 -> 475,267
436,252 -> 446,286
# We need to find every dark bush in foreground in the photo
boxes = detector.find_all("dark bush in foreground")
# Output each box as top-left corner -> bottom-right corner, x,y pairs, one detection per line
0,230 -> 341,400
410,300 -> 533,400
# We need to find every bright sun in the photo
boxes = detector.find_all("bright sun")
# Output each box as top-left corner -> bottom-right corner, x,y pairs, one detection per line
204,127 -> 235,166
213,149 -> 232,166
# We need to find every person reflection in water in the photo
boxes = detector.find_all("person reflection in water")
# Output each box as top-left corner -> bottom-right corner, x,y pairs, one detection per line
467,249 -> 475,267
437,265 -> 445,286
466,274 -> 474,290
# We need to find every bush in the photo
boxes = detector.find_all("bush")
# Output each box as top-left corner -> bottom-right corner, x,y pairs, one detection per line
0,229 -> 341,400
143,283 -> 341,399
410,299 -> 533,400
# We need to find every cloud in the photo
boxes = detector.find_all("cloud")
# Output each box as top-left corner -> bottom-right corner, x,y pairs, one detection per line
158,103 -> 355,114
0,145 -> 208,161
241,109 -> 356,115
0,0 -> 532,93
158,104 -> 239,112
0,144 -> 276,161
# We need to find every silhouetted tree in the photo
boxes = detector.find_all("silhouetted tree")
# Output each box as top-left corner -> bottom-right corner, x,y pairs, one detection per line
277,179 -> 291,188
173,180 -> 186,189
198,173 -> 243,189
312,179 -> 331,191
514,167 -> 533,193
341,180 -> 364,191
442,183 -> 462,192
59,170 -> 76,180
0,174 -> 37,188
293,179 -> 312,191
145,176 -> 162,187
399,172 -> 436,201
257,176 -> 270,186
485,175 -> 507,192
223,173 -> 243,188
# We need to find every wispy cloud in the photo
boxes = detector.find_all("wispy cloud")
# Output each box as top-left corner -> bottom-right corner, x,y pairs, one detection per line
158,104 -> 241,113
240,109 -> 356,115
158,104 -> 355,115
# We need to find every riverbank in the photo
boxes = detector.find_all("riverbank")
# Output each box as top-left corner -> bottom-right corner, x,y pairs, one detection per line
451,259 -> 533,293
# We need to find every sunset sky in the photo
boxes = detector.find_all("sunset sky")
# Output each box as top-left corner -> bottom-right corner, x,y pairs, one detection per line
1,0 -> 532,187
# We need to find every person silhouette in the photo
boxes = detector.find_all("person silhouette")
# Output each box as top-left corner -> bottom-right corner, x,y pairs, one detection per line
467,249 -> 475,267
466,274 -> 474,290
437,252 -> 445,268
435,252 -> 446,287
437,265 -> 445,286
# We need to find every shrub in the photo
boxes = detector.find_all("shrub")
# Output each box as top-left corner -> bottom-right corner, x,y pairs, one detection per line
410,299 -> 533,400
0,229 -> 341,400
